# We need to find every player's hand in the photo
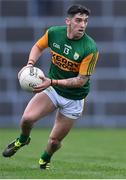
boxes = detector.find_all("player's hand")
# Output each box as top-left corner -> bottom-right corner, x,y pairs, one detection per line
18,64 -> 33,79
33,76 -> 51,93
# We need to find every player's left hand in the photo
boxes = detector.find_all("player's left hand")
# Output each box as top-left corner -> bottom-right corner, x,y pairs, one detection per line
33,76 -> 51,93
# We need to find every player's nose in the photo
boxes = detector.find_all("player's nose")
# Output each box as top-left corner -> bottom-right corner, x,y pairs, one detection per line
80,21 -> 85,28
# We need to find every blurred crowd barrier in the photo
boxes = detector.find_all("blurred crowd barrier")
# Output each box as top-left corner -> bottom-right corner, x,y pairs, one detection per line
0,0 -> 126,128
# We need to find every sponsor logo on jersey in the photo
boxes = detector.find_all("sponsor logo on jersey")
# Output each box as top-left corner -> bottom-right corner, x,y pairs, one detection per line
63,44 -> 72,55
74,52 -> 79,60
63,47 -> 70,55
53,43 -> 60,49
51,50 -> 80,72
64,44 -> 72,49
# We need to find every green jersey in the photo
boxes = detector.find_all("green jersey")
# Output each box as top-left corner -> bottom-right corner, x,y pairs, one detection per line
37,26 -> 99,100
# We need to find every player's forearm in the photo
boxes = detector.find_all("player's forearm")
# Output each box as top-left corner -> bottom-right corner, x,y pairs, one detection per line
27,44 -> 43,65
51,75 -> 89,88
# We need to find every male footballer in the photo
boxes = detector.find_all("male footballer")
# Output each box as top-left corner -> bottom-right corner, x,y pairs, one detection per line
3,4 -> 99,170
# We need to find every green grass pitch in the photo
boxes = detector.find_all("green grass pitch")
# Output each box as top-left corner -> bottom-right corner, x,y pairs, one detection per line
1,128 -> 126,179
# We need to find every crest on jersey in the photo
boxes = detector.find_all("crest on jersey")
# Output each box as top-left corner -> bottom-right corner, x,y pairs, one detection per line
74,52 -> 79,60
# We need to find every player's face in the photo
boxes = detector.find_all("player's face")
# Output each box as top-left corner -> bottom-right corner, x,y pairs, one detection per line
66,13 -> 89,39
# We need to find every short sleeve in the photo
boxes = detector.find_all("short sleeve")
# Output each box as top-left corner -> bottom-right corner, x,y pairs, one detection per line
79,51 -> 99,75
36,31 -> 48,49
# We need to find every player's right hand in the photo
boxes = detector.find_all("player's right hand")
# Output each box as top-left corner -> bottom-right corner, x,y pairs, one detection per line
18,64 -> 33,79
33,76 -> 51,93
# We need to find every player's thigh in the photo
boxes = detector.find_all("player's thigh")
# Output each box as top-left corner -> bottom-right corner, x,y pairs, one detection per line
22,92 -> 56,122
49,111 -> 76,141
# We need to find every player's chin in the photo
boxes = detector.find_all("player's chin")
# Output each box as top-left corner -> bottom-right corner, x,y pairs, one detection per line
75,32 -> 84,39
78,31 -> 84,37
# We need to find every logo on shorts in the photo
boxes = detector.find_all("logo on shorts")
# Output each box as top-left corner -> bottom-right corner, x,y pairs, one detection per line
72,113 -> 81,117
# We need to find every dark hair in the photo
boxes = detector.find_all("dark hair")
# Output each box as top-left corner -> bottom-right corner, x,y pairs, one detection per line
67,4 -> 91,17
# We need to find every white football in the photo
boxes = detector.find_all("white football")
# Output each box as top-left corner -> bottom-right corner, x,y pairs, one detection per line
19,66 -> 44,92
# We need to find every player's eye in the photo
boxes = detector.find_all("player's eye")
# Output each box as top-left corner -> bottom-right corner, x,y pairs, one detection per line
84,18 -> 88,23
76,18 -> 82,23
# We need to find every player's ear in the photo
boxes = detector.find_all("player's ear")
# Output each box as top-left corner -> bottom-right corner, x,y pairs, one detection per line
65,17 -> 71,25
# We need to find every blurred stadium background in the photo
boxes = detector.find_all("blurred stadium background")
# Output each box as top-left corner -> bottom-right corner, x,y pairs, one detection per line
0,0 -> 126,128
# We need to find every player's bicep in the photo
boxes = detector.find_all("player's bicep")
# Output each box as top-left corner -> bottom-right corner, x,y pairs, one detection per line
79,52 -> 99,75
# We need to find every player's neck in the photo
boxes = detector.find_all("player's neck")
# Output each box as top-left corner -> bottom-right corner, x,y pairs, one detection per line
67,27 -> 75,39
